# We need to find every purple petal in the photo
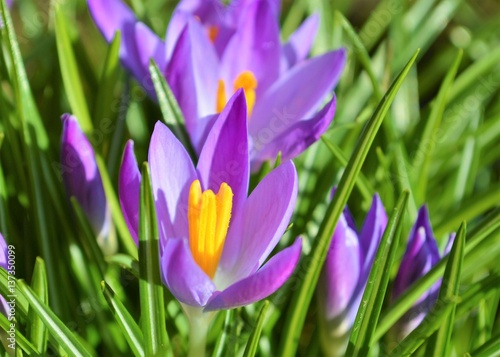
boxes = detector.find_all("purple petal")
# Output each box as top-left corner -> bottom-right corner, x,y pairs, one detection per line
60,114 -> 109,238
250,48 -> 346,135
359,194 -> 387,281
318,213 -> 361,321
220,0 -> 281,96
218,161 -> 298,284
443,232 -> 456,256
281,14 -> 320,71
149,122 -> 197,243
161,238 -> 216,307
393,206 -> 440,297
165,20 -> 219,139
88,0 -> 165,88
119,141 -> 141,245
251,95 -> 336,168
196,90 -> 249,213
0,234 -> 8,317
205,238 -> 302,311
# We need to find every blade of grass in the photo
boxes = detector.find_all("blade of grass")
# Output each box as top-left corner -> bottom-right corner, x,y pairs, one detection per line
211,310 -> 233,357
149,60 -> 196,159
54,6 -> 93,133
413,50 -> 463,203
17,280 -> 94,357
467,333 -> 500,357
426,222 -> 466,355
278,50 -> 420,357
0,313 -> 39,355
139,162 -> 171,357
346,190 -> 408,356
95,154 -> 138,258
27,257 -> 48,355
243,301 -> 270,357
321,136 -> 374,203
101,281 -> 145,357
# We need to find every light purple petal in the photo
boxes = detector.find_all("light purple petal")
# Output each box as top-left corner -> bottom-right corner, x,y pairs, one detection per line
161,238 -> 216,307
281,14 -> 320,71
196,90 -> 249,213
250,48 -> 346,135
392,206 -> 441,337
218,161 -> 298,283
149,122 -> 197,243
0,233 -> 7,317
251,95 -> 336,167
165,20 -> 219,139
61,114 -> 109,238
358,194 -> 387,281
318,213 -> 361,321
220,0 -> 281,96
205,238 -> 302,311
119,141 -> 141,245
88,0 -> 165,88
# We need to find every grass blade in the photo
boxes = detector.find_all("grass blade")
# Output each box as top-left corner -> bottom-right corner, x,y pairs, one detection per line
27,257 -> 48,355
243,301 -> 270,357
101,281 -> 145,357
278,50 -> 419,357
139,162 -> 171,357
346,190 -> 408,356
18,280 -> 94,357
54,6 -> 93,133
149,60 -> 196,159
0,313 -> 39,355
425,222 -> 466,355
413,50 -> 463,203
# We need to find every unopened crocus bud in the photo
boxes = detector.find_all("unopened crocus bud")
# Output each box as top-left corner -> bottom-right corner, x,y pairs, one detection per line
392,206 -> 441,340
318,194 -> 387,357
61,114 -> 115,254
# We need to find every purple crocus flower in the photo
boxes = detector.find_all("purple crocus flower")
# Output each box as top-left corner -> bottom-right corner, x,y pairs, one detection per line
0,233 -> 10,317
88,0 -> 346,168
318,194 -> 387,357
392,206 -> 442,340
119,91 -> 302,311
61,114 -> 115,253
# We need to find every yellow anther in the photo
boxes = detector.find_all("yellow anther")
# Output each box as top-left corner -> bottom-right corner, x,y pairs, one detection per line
216,80 -> 227,114
234,71 -> 257,116
215,71 -> 258,116
188,180 -> 233,279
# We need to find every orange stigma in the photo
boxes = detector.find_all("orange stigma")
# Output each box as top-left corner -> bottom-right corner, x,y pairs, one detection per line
188,180 -> 233,279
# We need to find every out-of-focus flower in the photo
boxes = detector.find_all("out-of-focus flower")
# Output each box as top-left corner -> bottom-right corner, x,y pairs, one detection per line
88,0 -> 346,168
318,194 -> 387,357
391,206 -> 443,340
119,91 -> 302,311
61,114 -> 115,254
0,233 -> 9,317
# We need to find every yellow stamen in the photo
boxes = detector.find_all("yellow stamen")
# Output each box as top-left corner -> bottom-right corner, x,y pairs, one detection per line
188,180 -> 233,279
216,80 -> 227,114
215,71 -> 258,116
233,71 -> 258,116
207,26 -> 219,43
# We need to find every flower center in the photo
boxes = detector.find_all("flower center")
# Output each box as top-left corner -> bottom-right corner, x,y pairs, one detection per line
188,180 -> 233,279
216,71 -> 258,116
207,25 -> 219,43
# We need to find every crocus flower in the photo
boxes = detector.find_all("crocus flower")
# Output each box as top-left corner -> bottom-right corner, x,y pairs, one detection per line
318,194 -> 387,357
88,0 -> 346,168
391,206 -> 442,340
119,91 -> 302,311
0,233 -> 10,317
61,114 -> 115,254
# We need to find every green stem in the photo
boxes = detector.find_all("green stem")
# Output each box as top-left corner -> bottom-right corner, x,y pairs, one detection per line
183,305 -> 216,357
